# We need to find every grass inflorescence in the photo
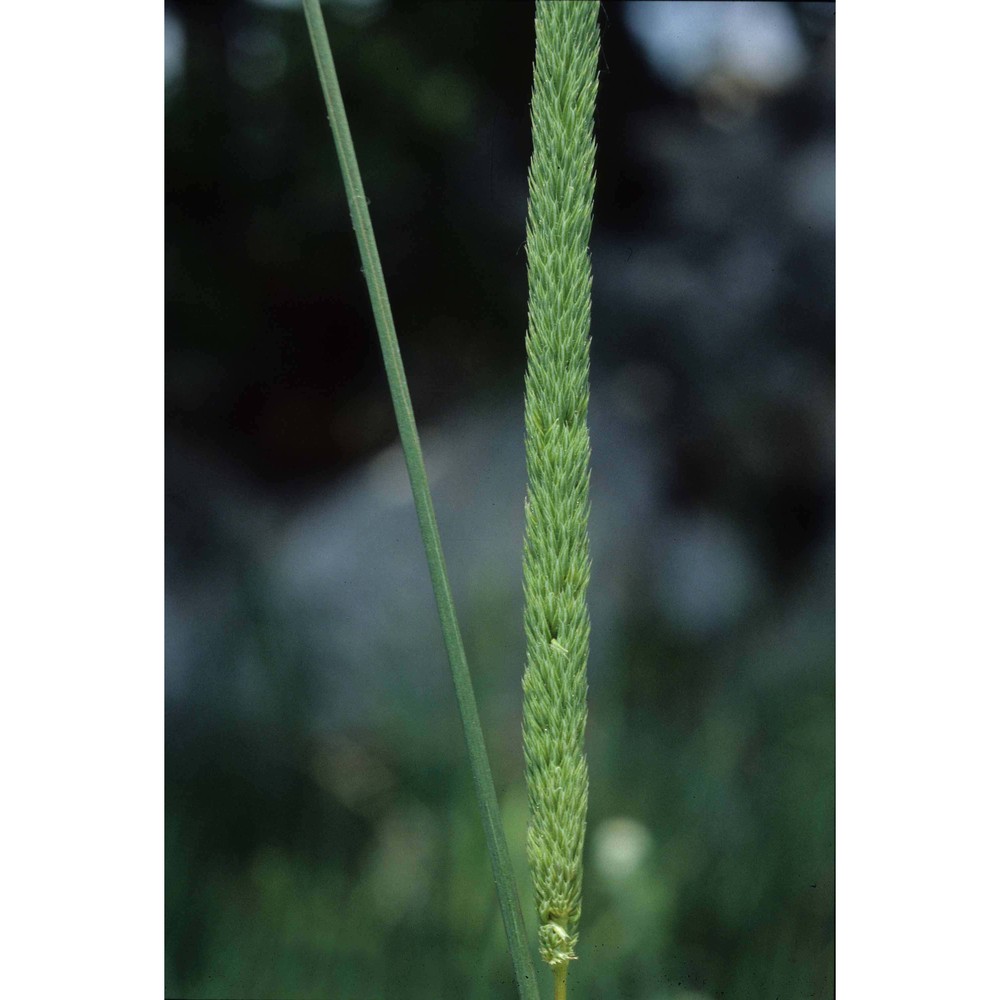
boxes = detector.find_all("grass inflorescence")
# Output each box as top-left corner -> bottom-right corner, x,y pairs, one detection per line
521,0 -> 600,987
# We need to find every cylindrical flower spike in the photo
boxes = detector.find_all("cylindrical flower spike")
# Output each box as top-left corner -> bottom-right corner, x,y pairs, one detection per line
522,0 -> 600,980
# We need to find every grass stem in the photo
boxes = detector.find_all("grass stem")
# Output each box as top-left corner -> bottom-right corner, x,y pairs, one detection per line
553,962 -> 568,1000
300,3 -> 541,998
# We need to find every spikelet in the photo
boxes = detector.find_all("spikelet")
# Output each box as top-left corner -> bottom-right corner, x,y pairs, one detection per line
521,0 -> 600,972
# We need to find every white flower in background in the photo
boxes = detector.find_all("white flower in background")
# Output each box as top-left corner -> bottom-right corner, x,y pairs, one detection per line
593,817 -> 653,882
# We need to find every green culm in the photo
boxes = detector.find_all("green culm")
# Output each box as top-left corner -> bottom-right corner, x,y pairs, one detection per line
300,3 -> 541,998
521,0 -> 600,995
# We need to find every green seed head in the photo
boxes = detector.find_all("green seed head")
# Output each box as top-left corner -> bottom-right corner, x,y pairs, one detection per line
522,0 -> 600,969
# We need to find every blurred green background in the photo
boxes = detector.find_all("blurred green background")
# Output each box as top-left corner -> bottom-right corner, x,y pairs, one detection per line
165,1 -> 834,997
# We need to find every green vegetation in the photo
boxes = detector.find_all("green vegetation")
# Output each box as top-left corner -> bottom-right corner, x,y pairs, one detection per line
302,2 -> 604,994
